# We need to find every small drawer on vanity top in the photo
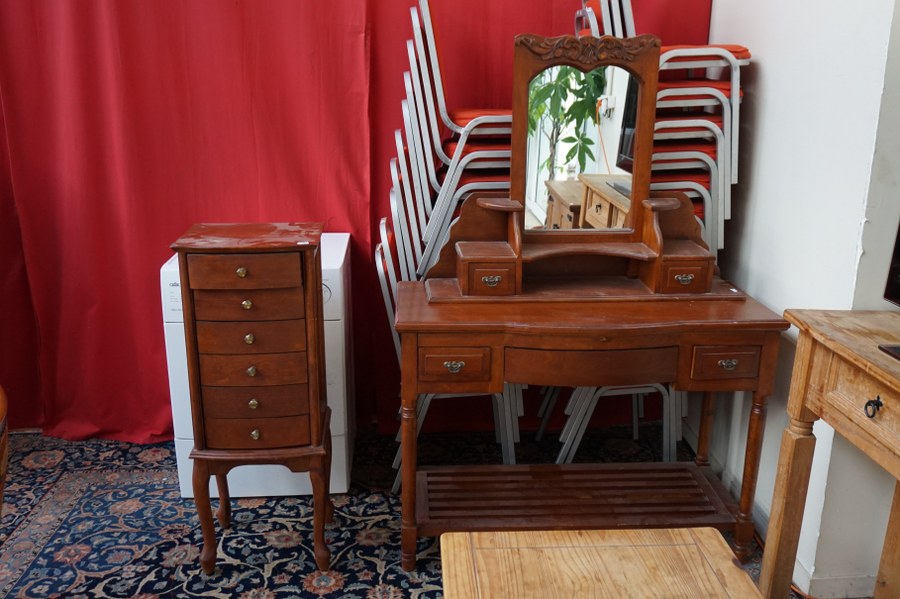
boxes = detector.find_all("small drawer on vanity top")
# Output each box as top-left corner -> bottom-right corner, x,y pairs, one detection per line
824,356 -> 900,448
204,416 -> 311,450
199,352 -> 308,386
195,320 -> 307,354
419,347 -> 492,382
690,346 -> 761,380
467,265 -> 516,296
201,384 -> 310,419
187,253 -> 302,290
192,288 -> 305,321
659,263 -> 712,294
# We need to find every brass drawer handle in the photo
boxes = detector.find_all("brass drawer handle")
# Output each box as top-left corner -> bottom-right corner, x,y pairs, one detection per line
241,299 -> 253,310
864,396 -> 883,419
250,429 -> 261,440
244,333 -> 255,345
481,275 -> 503,288
717,358 -> 738,371
236,266 -> 248,278
246,365 -> 257,377
443,360 -> 465,374
248,398 -> 259,410
674,273 -> 695,285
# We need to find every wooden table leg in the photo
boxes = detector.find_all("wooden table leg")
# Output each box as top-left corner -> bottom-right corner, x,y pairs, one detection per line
694,392 -> 716,468
192,460 -> 217,574
215,474 -> 231,529
875,480 -> 900,597
400,334 -> 418,572
734,389 -> 769,560
310,463 -> 331,572
757,417 -> 817,598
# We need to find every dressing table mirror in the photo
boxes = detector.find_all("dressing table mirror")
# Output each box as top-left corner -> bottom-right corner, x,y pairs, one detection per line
424,33 -> 720,300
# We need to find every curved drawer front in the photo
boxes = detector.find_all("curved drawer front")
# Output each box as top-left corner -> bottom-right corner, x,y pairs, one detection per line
201,384 -> 310,419
196,320 -> 307,354
199,352 -> 308,386
419,347 -> 492,382
690,346 -> 761,380
505,347 -> 678,387
187,253 -> 302,290
204,415 -> 311,449
192,288 -> 305,321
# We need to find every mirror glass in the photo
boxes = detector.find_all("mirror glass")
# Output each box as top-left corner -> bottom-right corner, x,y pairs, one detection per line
523,65 -> 637,231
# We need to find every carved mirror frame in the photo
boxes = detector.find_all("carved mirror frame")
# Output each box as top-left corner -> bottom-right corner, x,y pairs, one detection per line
510,33 -> 661,246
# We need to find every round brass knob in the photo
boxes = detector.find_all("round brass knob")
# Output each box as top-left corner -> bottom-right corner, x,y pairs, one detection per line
250,429 -> 261,440
246,365 -> 257,377
241,299 -> 253,310
244,333 -> 255,345
236,266 -> 248,278
248,398 -> 259,409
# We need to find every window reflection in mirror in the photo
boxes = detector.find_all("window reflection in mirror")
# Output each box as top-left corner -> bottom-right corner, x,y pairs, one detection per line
524,65 -> 636,230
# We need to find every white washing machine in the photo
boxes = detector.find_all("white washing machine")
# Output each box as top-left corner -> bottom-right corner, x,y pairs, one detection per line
160,232 -> 355,497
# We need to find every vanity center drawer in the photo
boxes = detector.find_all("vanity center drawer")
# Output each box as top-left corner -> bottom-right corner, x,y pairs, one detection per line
505,347 -> 678,387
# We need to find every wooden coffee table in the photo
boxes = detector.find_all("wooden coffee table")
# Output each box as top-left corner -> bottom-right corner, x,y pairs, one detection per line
440,528 -> 762,598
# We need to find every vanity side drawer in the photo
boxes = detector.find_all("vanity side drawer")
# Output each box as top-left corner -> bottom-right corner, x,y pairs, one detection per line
823,356 -> 900,460
192,288 -> 305,321
188,253 -> 302,290
201,384 -> 310,419
199,352 -> 309,386
204,415 -> 311,449
659,262 -> 713,294
419,347 -> 492,382
195,320 -> 307,354
467,265 -> 517,296
690,346 -> 761,380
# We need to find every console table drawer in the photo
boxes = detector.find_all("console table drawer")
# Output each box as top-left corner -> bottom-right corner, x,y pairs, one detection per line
193,288 -> 305,321
201,384 -> 310,419
196,320 -> 307,354
690,346 -> 761,380
824,356 -> 900,450
419,347 -> 492,382
199,352 -> 308,386
505,347 -> 678,387
204,415 -> 311,449
187,253 -> 302,290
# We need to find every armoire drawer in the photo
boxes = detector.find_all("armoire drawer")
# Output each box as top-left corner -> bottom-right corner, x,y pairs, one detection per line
201,384 -> 310,419
187,253 -> 302,290
198,352 -> 309,386
195,319 -> 307,354
204,415 -> 311,449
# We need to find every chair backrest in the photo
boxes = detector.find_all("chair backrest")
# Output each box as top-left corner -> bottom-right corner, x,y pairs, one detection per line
416,0 -> 458,134
375,220 -> 402,359
394,127 -> 429,243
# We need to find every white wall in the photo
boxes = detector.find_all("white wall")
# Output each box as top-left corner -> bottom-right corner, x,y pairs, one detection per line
688,0 -> 899,596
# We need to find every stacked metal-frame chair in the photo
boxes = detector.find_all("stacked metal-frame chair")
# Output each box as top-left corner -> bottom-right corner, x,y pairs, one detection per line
576,0 -> 749,253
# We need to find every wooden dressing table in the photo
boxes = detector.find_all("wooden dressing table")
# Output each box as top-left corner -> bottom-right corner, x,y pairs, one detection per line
395,34 -> 788,572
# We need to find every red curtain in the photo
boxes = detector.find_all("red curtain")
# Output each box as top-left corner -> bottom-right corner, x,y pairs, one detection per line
0,1 -> 710,442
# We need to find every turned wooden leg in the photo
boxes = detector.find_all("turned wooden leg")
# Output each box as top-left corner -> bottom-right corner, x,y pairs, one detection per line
215,473 -> 231,529
400,335 -> 418,572
758,417 -> 816,598
192,460 -> 217,574
732,389 -> 769,561
309,463 -> 331,571
695,392 -> 716,467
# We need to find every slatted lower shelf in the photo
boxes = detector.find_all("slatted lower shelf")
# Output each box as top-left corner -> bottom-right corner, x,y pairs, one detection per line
416,462 -> 737,536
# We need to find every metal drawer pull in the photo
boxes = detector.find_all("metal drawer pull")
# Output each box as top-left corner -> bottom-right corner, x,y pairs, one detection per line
236,266 -> 248,278
443,360 -> 466,374
243,333 -> 255,345
674,273 -> 695,285
482,275 -> 503,288
246,365 -> 257,377
250,429 -> 261,440
717,358 -> 738,371
241,299 -> 253,310
248,399 -> 259,410
864,396 -> 883,418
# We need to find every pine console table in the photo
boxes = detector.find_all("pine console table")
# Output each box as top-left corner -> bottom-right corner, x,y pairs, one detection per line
395,280 -> 788,572
759,310 -> 900,598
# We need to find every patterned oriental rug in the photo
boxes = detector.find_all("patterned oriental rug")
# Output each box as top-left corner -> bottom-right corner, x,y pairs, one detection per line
0,425 -> 776,598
